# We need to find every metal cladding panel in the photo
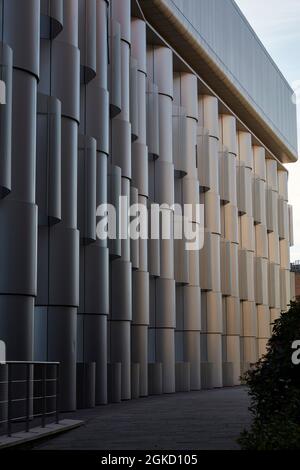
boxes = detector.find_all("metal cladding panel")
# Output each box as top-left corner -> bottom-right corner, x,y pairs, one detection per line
40,0 -> 63,39
240,215 -> 255,252
152,0 -> 298,158
219,148 -> 232,205
204,191 -> 221,235
289,205 -> 294,246
268,262 -> 281,309
197,128 -> 211,191
278,197 -> 289,240
78,135 -> 97,244
130,58 -> 139,141
132,142 -> 148,198
147,46 -> 173,99
49,227 -> 80,307
266,159 -> 279,192
253,146 -> 266,181
83,246 -> 109,314
0,201 -> 37,296
221,239 -> 231,297
237,164 -> 253,216
111,0 -> 131,44
255,223 -> 268,260
278,170 -> 288,201
112,118 -> 131,179
155,278 -> 176,329
111,260 -> 132,321
80,314 -> 107,404
241,301 -> 257,337
0,43 -> 12,199
257,305 -> 271,339
78,0 -> 96,84
199,229 -> 213,291
224,204 -> 239,244
253,178 -> 266,226
158,94 -> 173,163
238,132 -> 253,170
280,238 -> 290,270
226,296 -> 240,335
86,86 -> 109,154
132,270 -> 150,325
155,160 -> 174,206
172,106 -> 188,177
199,95 -> 219,139
131,18 -> 147,74
239,250 -> 255,302
146,80 -> 160,159
255,257 -> 269,306
266,188 -> 279,234
47,306 -> 77,410
37,94 -> 62,226
3,0 -> 40,77
183,286 -> 201,331
52,41 -> 80,121
130,186 -> 139,270
219,114 -> 237,156
109,20 -> 122,117
177,73 -> 198,121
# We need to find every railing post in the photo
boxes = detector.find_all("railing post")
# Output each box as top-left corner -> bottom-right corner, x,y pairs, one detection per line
56,364 -> 59,424
25,363 -> 30,432
42,363 -> 47,428
7,363 -> 12,437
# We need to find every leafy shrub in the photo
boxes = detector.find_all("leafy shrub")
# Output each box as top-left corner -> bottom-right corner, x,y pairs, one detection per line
239,302 -> 300,450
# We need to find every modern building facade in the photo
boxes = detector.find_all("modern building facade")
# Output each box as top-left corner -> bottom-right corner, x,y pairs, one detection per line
0,0 -> 297,411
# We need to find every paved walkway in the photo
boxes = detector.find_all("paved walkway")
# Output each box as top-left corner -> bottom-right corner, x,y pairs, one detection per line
34,387 -> 251,450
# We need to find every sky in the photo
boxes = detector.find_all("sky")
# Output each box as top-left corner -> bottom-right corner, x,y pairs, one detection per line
234,0 -> 300,262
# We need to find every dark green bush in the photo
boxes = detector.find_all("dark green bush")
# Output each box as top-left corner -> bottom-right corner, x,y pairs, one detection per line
239,302 -> 300,450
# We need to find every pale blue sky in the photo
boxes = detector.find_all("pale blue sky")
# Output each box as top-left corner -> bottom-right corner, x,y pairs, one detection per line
235,0 -> 300,262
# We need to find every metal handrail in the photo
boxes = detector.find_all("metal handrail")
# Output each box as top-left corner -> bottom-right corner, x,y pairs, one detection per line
0,361 -> 60,438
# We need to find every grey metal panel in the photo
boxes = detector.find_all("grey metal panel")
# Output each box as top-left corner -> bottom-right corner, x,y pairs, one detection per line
111,0 -> 131,44
130,186 -> 139,270
132,142 -> 148,198
0,43 -> 12,199
131,18 -> 147,74
3,0 -> 40,78
0,201 -> 37,296
147,46 -> 173,99
146,80 -> 159,160
156,0 -> 297,155
172,106 -> 188,177
0,296 -> 34,360
108,164 -> 121,258
40,0 -> 63,39
155,278 -> 176,328
154,160 -> 174,206
111,259 -> 132,321
86,86 -> 109,154
110,320 -> 131,400
83,246 -> 109,314
78,134 -> 97,244
109,20 -> 122,117
132,270 -> 149,325
78,0 -> 97,84
81,314 -> 107,405
130,58 -> 139,141
51,41 -> 80,122
47,306 -> 77,411
36,93 -> 62,225
183,286 -> 201,331
49,226 -> 79,306
111,118 -> 131,179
